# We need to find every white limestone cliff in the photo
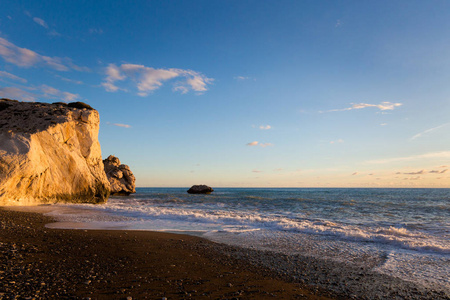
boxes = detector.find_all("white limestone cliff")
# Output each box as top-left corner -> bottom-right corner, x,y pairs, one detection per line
0,99 -> 110,205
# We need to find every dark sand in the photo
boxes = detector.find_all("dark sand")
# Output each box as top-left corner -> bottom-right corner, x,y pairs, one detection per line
0,208 -> 336,300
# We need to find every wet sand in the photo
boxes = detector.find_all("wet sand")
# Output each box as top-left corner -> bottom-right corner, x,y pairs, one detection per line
0,208 -> 336,299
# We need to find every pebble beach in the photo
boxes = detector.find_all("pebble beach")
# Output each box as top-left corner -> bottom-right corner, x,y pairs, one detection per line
1,207 -> 448,299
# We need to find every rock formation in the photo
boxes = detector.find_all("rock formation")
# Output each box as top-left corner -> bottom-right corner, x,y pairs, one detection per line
0,99 -> 110,205
187,185 -> 214,194
103,155 -> 136,196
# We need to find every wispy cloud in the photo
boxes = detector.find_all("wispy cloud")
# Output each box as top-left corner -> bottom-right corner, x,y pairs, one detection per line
246,141 -> 273,148
102,63 -> 213,96
330,139 -> 344,144
0,71 -> 27,83
404,176 -> 421,180
257,125 -> 271,130
89,28 -> 103,35
335,19 -> 342,27
0,86 -> 36,101
366,151 -> 450,164
25,12 -> 61,36
403,170 -> 425,175
410,123 -> 450,140
351,172 -> 358,175
0,37 -> 89,71
252,169 -> 263,173
55,75 -> 83,85
41,84 -> 79,102
234,76 -> 254,81
113,123 -> 131,128
429,169 -> 447,174
0,84 -> 80,102
322,102 -> 402,113
33,17 -> 48,29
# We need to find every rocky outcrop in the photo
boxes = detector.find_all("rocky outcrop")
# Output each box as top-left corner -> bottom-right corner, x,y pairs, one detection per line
187,185 -> 214,194
0,99 -> 110,205
103,155 -> 136,196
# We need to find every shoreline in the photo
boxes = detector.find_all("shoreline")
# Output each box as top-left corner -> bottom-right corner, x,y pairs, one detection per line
0,207 -> 337,299
1,207 -> 448,300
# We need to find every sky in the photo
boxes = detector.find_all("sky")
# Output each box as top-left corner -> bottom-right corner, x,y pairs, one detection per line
0,0 -> 450,188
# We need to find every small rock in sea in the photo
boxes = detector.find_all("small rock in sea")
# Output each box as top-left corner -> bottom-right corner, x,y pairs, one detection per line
187,185 -> 214,194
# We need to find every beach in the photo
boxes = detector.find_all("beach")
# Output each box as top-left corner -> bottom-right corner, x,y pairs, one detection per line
0,208 -> 336,300
1,202 -> 449,300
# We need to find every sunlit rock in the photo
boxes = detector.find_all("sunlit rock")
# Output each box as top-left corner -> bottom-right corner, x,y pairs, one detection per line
103,155 -> 136,196
0,99 -> 110,205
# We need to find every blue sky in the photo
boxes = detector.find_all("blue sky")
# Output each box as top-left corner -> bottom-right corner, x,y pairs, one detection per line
1,0 -> 449,187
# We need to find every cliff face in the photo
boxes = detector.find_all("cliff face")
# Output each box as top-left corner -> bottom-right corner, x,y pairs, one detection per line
0,99 -> 110,205
103,155 -> 136,196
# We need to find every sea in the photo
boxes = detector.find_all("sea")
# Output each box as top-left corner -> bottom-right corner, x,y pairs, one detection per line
42,188 -> 449,293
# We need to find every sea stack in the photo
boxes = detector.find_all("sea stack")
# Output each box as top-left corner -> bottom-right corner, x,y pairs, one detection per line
187,185 -> 214,194
103,155 -> 136,196
0,99 -> 110,205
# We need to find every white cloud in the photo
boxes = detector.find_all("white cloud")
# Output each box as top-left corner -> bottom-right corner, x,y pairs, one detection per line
102,63 -> 213,96
410,123 -> 450,140
259,125 -> 271,130
120,64 -> 179,95
335,20 -> 342,27
366,151 -> 450,164
0,71 -> 27,83
0,37 -> 88,71
323,102 -> 402,113
33,17 -> 48,29
380,123 -> 388,126
102,64 -> 126,92
246,141 -> 273,148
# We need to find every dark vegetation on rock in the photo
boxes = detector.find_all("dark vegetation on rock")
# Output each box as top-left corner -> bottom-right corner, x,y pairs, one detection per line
67,101 -> 94,110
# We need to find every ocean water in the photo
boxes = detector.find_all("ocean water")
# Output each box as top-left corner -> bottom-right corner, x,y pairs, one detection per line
43,188 -> 449,292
